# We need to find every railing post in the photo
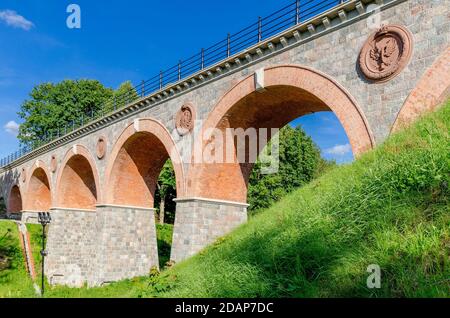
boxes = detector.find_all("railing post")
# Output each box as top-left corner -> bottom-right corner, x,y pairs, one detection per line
258,16 -> 262,42
296,0 -> 300,24
141,80 -> 145,97
201,48 -> 205,69
227,33 -> 231,57
178,61 -> 181,81
159,71 -> 163,90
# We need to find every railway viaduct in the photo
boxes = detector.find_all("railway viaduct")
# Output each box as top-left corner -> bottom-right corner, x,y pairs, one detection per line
0,0 -> 449,286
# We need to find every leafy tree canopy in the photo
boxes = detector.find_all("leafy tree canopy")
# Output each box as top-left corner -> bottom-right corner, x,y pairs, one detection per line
17,79 -> 137,146
248,125 -> 333,212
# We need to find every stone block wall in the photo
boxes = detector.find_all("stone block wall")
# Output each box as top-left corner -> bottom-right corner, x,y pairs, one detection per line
46,208 -> 97,287
94,205 -> 159,284
46,205 -> 158,287
171,198 -> 248,262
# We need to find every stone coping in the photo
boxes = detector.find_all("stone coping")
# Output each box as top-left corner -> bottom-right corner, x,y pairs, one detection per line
96,204 -> 156,211
174,197 -> 250,208
49,207 -> 97,213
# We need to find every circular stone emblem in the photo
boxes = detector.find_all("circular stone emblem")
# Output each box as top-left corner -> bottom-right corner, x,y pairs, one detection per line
175,103 -> 195,136
96,136 -> 107,159
359,25 -> 413,83
50,155 -> 57,173
21,168 -> 26,183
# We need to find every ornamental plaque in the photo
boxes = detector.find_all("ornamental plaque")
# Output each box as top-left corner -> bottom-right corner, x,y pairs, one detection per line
359,25 -> 413,83
176,103 -> 195,136
21,168 -> 26,183
50,155 -> 57,173
96,136 -> 107,159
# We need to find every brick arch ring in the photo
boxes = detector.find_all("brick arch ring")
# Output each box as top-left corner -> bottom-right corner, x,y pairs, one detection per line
55,145 -> 101,209
187,64 -> 375,200
103,118 -> 186,206
391,47 -> 450,133
24,160 -> 52,211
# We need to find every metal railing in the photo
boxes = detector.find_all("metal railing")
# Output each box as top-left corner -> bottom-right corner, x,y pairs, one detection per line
0,0 -> 349,168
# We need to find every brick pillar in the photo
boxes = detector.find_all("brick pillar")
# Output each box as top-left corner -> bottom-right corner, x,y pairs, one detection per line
170,198 -> 248,262
94,205 -> 159,285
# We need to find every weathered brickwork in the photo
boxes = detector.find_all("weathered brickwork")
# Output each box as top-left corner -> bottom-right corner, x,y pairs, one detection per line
0,0 -> 448,286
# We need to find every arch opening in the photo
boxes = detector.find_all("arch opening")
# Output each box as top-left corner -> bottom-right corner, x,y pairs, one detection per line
7,185 -> 22,213
105,119 -> 184,208
27,167 -> 51,211
188,65 -> 373,203
107,132 -> 173,207
58,154 -> 97,210
105,119 -> 184,269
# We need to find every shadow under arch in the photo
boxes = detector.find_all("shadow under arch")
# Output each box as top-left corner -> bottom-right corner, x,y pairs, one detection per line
55,145 -> 100,210
103,118 -> 185,208
7,184 -> 22,213
25,160 -> 52,211
187,64 -> 375,203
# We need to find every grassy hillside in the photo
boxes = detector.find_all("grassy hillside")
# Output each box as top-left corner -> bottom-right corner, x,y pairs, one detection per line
2,101 -> 449,298
0,221 -> 37,298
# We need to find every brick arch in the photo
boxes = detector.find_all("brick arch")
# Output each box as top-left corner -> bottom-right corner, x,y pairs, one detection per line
25,160 -> 52,211
7,184 -> 22,213
55,145 -> 100,210
392,47 -> 450,133
187,64 -> 374,202
104,118 -> 185,208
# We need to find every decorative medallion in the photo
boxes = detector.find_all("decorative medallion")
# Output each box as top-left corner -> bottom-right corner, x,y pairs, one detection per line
359,24 -> 413,83
96,136 -> 107,159
175,103 -> 195,136
50,155 -> 58,173
21,168 -> 26,183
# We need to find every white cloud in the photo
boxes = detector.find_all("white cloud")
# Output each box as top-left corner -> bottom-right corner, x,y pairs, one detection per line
0,10 -> 34,30
325,143 -> 352,156
4,120 -> 20,136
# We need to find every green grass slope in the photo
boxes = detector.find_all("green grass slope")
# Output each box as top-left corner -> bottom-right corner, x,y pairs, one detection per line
43,101 -> 449,298
0,221 -> 37,298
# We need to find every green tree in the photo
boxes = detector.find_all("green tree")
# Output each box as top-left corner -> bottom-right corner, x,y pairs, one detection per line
17,79 -> 140,147
248,125 -> 328,212
17,79 -> 114,146
155,160 -> 176,224
105,81 -> 139,113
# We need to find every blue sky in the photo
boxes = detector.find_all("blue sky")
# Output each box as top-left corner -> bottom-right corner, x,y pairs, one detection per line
0,0 -> 352,164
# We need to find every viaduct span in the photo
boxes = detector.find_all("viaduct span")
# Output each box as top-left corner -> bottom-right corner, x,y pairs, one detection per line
0,0 -> 449,286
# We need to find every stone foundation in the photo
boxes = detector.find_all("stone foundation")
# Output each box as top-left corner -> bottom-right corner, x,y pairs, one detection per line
46,208 -> 97,287
94,205 -> 159,284
21,211 -> 40,224
170,198 -> 248,262
46,205 -> 158,287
